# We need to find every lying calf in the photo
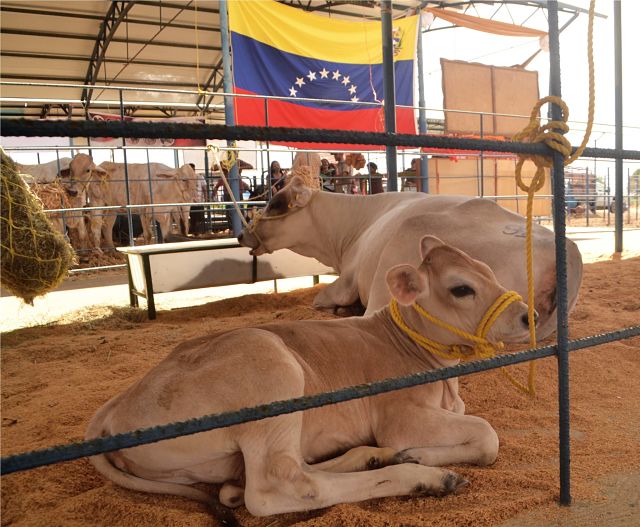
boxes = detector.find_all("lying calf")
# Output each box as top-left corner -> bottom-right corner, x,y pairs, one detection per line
87,236 -> 530,517
238,177 -> 583,341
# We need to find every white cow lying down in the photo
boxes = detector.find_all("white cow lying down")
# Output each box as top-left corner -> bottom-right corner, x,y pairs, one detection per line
239,177 -> 583,341
87,236 -> 530,518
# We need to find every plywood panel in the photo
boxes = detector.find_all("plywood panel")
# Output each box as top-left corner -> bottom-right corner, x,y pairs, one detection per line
492,67 -> 539,136
441,60 -> 493,135
442,59 -> 539,138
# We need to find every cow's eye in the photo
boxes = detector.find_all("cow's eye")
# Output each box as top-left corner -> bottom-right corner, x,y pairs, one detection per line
450,285 -> 475,298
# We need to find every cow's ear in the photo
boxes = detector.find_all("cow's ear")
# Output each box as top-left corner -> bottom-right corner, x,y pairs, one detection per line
59,168 -> 70,178
420,235 -> 445,261
155,172 -> 175,179
386,264 -> 427,306
289,176 -> 313,208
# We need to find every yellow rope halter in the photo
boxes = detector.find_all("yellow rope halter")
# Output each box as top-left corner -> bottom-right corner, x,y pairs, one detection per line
509,0 -> 596,396
389,290 -> 523,361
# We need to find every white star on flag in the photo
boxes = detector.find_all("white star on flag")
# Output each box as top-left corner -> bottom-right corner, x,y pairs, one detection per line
341,76 -> 350,86
295,77 -> 305,87
320,68 -> 329,78
348,85 -> 357,94
351,96 -> 359,102
307,71 -> 317,81
332,70 -> 341,80
289,86 -> 298,97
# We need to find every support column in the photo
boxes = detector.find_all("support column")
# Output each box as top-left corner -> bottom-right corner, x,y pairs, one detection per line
219,0 -> 242,235
381,0 -> 398,191
614,0 -> 623,252
548,0 -> 572,507
416,12 -> 428,193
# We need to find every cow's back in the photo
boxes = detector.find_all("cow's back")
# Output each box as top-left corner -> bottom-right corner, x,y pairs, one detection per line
359,197 -> 569,321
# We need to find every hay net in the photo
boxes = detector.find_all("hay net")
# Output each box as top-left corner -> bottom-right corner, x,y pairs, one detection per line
1,149 -> 75,305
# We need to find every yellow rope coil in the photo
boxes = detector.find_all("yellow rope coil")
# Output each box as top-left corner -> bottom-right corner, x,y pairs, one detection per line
510,0 -> 596,396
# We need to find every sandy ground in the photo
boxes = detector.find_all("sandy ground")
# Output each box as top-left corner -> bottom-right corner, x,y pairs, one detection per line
1,229 -> 639,527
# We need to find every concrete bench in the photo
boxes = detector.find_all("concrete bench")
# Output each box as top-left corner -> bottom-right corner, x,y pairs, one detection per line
117,239 -> 333,319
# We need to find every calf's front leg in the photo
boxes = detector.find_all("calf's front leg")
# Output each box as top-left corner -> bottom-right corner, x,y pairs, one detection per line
375,403 -> 499,467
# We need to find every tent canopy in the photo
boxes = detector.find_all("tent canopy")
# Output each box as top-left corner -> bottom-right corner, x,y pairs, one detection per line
0,0 -> 602,121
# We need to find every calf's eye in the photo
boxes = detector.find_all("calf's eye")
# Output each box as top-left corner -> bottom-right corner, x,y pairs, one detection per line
450,285 -> 475,298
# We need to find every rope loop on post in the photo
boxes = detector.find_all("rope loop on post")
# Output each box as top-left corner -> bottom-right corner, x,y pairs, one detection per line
509,0 -> 596,397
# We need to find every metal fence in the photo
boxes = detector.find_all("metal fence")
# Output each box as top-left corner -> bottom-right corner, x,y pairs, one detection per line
1,1 -> 640,510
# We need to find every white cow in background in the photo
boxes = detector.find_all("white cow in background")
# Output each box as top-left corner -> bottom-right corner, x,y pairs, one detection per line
66,154 -> 197,251
16,157 -> 72,184
86,236 -> 530,516
238,177 -> 583,341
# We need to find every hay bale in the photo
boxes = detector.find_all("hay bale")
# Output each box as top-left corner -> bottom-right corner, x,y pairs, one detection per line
1,149 -> 75,304
286,166 -> 321,190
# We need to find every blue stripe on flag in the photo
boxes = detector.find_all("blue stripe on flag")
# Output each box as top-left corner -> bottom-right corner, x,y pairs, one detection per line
232,32 -> 414,110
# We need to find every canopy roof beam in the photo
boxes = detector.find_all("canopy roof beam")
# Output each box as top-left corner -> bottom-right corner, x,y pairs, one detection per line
82,2 -> 138,109
0,5 -> 220,32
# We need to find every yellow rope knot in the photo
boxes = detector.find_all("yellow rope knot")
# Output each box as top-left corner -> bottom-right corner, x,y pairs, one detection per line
507,0 -> 595,397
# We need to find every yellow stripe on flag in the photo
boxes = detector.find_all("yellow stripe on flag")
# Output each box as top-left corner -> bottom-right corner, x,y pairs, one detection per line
228,0 -> 419,64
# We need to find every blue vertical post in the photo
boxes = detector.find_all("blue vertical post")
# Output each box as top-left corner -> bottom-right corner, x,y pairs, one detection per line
614,0 -> 623,252
548,0 -> 571,506
119,89 -> 135,246
416,12 -> 428,193
381,0 -> 398,191
219,0 -> 242,235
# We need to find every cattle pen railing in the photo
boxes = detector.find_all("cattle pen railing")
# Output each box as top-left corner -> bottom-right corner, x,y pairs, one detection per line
2,2 -> 640,509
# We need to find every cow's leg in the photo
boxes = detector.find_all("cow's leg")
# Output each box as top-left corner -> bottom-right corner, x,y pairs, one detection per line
218,445 -> 414,509
101,212 -> 117,251
239,414 -> 465,516
312,446 -> 414,473
312,275 -> 359,313
88,211 -> 104,254
375,404 -> 499,467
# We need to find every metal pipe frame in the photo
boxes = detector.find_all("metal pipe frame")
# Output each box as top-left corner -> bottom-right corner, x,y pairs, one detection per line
0,28 -> 220,51
81,1 -> 136,109
0,5 -> 220,33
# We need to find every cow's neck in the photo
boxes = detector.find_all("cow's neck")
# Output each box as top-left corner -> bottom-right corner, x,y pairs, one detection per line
300,193 -> 384,271
369,307 -> 462,372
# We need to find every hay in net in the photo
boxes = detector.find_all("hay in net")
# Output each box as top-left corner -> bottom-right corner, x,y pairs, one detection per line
1,149 -> 75,305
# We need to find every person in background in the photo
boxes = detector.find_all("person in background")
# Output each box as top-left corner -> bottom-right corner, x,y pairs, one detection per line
367,162 -> 384,194
269,160 -> 286,193
320,158 -> 335,192
332,153 -> 353,194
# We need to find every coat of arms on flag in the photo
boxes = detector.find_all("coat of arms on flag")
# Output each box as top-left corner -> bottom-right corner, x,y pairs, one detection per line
228,0 -> 419,149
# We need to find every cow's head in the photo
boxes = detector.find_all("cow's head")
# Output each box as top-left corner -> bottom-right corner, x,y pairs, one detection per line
238,175 -> 315,255
63,153 -> 108,195
386,235 -> 533,347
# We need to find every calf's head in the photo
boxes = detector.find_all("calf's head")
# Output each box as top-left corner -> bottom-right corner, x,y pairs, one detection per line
386,236 -> 533,347
238,176 -> 315,255
64,153 -> 108,195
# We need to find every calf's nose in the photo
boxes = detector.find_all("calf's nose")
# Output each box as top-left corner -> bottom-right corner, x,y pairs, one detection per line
521,310 -> 539,328
66,189 -> 78,197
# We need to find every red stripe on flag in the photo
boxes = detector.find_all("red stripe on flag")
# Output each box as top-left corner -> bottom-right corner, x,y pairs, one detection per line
233,87 -> 416,150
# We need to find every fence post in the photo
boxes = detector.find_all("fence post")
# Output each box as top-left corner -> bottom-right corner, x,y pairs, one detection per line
119,89 -> 135,247
548,0 -> 572,506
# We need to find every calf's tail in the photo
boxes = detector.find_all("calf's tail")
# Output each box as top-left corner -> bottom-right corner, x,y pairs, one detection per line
85,407 -> 214,506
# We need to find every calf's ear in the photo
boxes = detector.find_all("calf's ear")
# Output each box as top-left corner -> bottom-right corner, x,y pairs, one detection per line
420,235 -> 445,261
386,264 -> 427,306
59,168 -> 71,178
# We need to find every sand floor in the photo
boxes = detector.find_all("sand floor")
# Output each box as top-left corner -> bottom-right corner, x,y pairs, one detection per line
1,234 -> 639,527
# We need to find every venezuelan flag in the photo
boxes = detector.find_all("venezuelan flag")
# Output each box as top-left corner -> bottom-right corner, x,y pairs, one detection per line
229,0 -> 419,149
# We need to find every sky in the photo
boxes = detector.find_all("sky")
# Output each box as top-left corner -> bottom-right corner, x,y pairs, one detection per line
419,0 -> 640,184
